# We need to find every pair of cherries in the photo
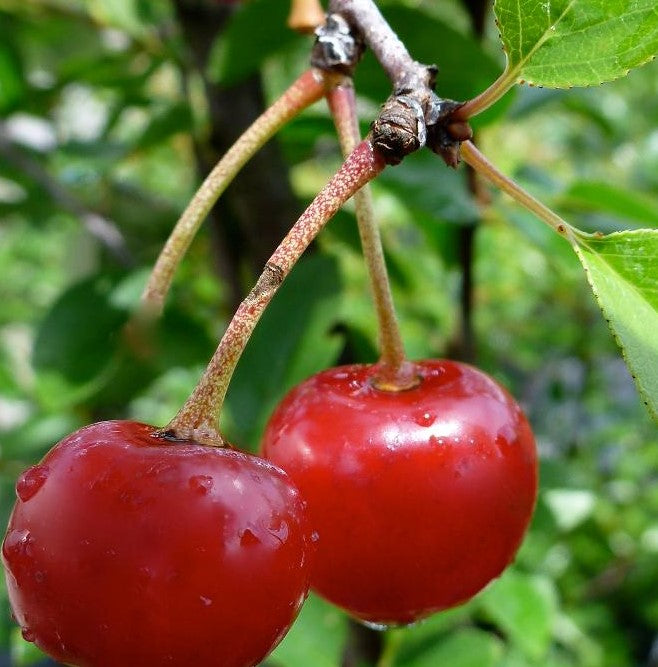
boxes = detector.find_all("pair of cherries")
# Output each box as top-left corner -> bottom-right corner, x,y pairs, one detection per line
2,359 -> 537,667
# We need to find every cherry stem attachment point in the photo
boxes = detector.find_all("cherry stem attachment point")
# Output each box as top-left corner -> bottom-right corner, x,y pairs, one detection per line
326,80 -> 416,391
165,140 -> 386,444
140,68 -> 327,318
460,140 -> 577,241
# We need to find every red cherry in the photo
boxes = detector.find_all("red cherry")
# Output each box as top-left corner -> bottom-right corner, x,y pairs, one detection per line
2,420 -> 312,667
262,359 -> 537,626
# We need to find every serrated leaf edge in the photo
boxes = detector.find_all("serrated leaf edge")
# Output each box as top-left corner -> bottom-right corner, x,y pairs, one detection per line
494,0 -> 658,89
571,229 -> 658,423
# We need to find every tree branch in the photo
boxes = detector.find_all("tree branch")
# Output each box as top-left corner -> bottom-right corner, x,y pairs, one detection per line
322,0 -> 471,166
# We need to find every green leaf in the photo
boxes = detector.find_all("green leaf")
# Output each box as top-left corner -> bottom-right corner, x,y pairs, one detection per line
495,0 -> 658,87
268,594 -> 348,667
32,275 -> 129,385
133,102 -> 193,152
0,39 -> 24,113
396,628 -> 504,667
479,570 -> 556,659
377,150 -> 478,225
1,413 -> 83,461
10,626 -> 50,666
572,229 -> 658,421
221,255 -> 344,450
544,488 -> 596,531
207,0 -> 302,87
85,0 -> 151,37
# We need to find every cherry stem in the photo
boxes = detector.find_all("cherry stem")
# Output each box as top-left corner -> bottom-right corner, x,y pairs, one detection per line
452,69 -> 517,121
140,68 -> 327,318
326,80 -> 416,390
288,0 -> 326,33
460,140 -> 578,242
165,140 -> 386,445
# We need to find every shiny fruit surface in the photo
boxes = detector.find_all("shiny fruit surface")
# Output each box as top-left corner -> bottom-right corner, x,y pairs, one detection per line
2,420 -> 311,667
262,359 -> 537,626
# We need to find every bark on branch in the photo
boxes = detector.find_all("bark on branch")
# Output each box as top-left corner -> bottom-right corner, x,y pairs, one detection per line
317,0 -> 472,166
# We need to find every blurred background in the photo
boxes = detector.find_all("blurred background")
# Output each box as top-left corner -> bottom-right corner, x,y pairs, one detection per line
1,0 -> 657,665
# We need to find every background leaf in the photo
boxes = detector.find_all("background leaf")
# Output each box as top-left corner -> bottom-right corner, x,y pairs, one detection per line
572,229 -> 658,421
207,0 -> 303,86
268,594 -> 347,667
479,570 -> 557,659
396,628 -> 504,667
494,0 -> 658,87
560,181 -> 658,229
32,275 -> 128,385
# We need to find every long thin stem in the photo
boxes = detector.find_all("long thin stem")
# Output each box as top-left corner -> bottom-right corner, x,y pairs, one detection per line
460,140 -> 577,241
141,68 -> 327,316
326,81 -> 416,390
164,140 -> 386,444
452,69 -> 517,121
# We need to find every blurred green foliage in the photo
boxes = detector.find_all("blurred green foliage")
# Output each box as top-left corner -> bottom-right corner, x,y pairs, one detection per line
0,1 -> 657,666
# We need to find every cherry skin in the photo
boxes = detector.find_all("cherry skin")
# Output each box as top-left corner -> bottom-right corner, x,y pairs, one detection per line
2,420 -> 312,667
262,359 -> 537,626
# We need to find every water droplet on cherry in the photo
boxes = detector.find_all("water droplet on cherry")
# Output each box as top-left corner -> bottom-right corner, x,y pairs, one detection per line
3,529 -> 35,560
188,475 -> 214,495
414,412 -> 435,427
21,627 -> 35,642
310,531 -> 320,543
239,528 -> 261,547
360,619 -> 390,631
16,465 -> 50,502
199,595 -> 213,606
268,519 -> 289,544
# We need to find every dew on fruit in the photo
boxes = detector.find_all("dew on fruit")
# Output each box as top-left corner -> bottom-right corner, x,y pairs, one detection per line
268,519 -> 289,544
188,474 -> 214,495
414,411 -> 435,427
311,531 -> 320,543
428,435 -> 445,447
496,423 -> 517,446
239,528 -> 261,547
199,595 -> 213,606
3,529 -> 35,560
21,627 -> 35,642
16,465 -> 50,502
360,620 -> 390,631
348,379 -> 361,393
34,571 -> 45,584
